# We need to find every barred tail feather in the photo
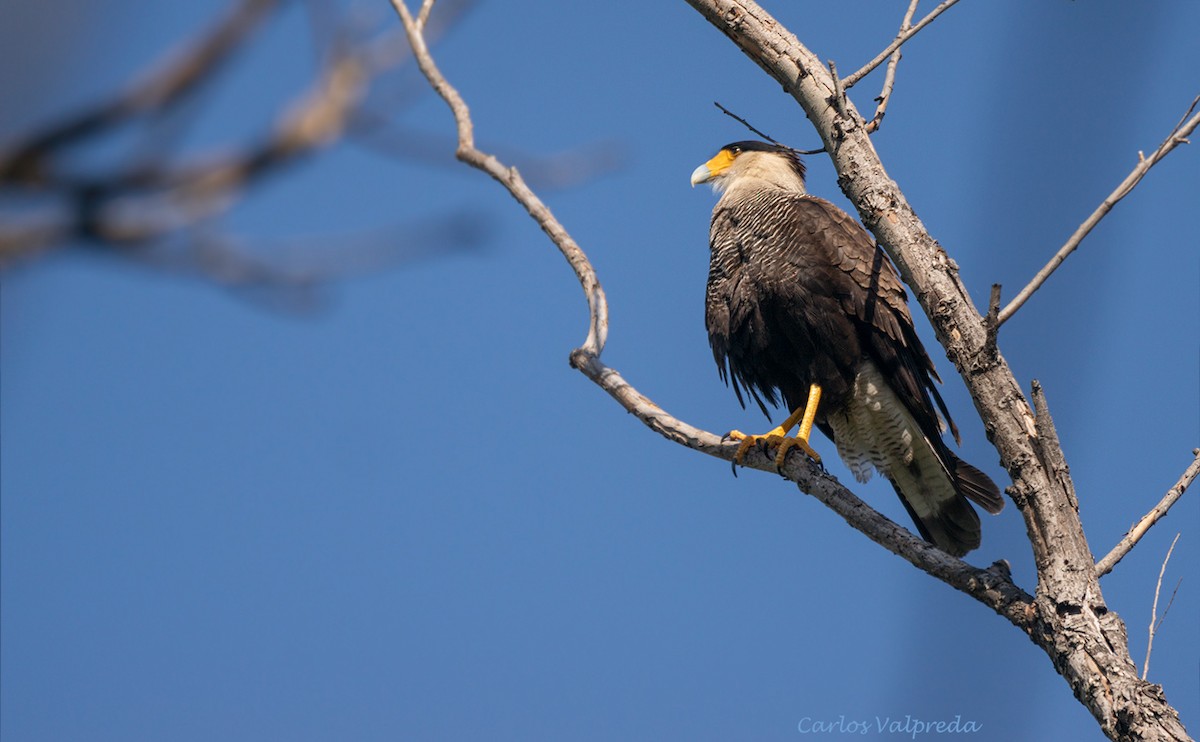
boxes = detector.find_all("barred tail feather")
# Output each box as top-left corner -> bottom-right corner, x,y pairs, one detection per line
950,454 -> 1005,514
890,481 -> 981,558
883,437 -> 982,557
829,360 -> 1002,556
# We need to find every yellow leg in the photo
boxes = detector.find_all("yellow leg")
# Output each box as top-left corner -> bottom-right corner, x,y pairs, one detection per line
776,383 -> 821,467
727,383 -> 823,471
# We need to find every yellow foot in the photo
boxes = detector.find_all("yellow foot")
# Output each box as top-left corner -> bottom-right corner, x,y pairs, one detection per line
726,428 -> 821,473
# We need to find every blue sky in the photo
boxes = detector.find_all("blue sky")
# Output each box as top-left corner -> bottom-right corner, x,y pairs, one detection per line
2,1 -> 1197,740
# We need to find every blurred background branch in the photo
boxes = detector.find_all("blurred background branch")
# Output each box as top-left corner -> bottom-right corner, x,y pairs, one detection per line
0,0 -> 619,306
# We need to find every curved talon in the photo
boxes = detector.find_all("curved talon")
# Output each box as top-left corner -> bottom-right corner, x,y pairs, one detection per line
727,428 -> 821,475
773,435 -> 821,472
725,386 -> 824,476
730,430 -> 760,466
725,429 -> 750,475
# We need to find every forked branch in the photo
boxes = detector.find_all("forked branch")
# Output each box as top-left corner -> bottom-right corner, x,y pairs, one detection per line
1142,533 -> 1182,681
842,0 -> 961,89
864,0 -> 920,134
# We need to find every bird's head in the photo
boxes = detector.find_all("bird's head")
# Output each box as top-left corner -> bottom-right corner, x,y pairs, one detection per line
690,140 -> 807,195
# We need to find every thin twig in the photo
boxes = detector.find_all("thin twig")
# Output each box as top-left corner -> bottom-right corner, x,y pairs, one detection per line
865,0 -> 919,133
1153,579 -> 1183,638
713,102 -> 824,154
714,102 -> 781,145
389,0 -> 607,356
843,0 -> 961,89
1142,533 -> 1181,679
1097,449 -> 1200,577
998,96 -> 1200,326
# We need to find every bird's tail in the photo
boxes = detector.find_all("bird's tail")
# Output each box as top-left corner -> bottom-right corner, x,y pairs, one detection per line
829,361 -> 1004,556
886,444 -> 1003,557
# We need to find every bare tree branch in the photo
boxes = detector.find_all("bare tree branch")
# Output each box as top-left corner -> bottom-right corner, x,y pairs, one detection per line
0,212 -> 69,263
159,45 -> 369,198
1096,449 -> 1200,578
4,44 -> 370,257
0,0 -> 283,184
998,96 -> 1200,326
684,0 -> 1085,600
1142,533 -> 1181,680
842,0 -> 961,89
0,0 -> 495,300
387,0 -> 1041,627
864,0 -> 919,134
389,0 -> 1193,737
388,0 -> 607,357
569,347 -> 1035,623
0,0 -> 352,268
414,0 -> 437,31
680,2 -> 1189,739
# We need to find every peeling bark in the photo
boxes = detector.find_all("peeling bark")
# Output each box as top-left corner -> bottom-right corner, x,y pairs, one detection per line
683,1 -> 1190,739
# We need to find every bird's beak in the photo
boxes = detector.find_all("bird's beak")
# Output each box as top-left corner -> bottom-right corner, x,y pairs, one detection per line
690,149 -> 736,187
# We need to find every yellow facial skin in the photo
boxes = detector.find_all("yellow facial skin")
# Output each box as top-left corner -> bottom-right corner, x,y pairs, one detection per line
690,148 -> 737,186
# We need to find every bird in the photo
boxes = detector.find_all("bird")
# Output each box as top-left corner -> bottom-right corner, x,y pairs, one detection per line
690,140 -> 1003,556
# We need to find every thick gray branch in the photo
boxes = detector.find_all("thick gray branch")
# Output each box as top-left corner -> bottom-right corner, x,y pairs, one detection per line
683,1 -> 1190,739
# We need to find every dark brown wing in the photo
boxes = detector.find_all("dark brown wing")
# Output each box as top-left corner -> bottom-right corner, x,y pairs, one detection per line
705,192 -> 1003,523
794,197 -> 958,444
795,197 -> 1004,515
